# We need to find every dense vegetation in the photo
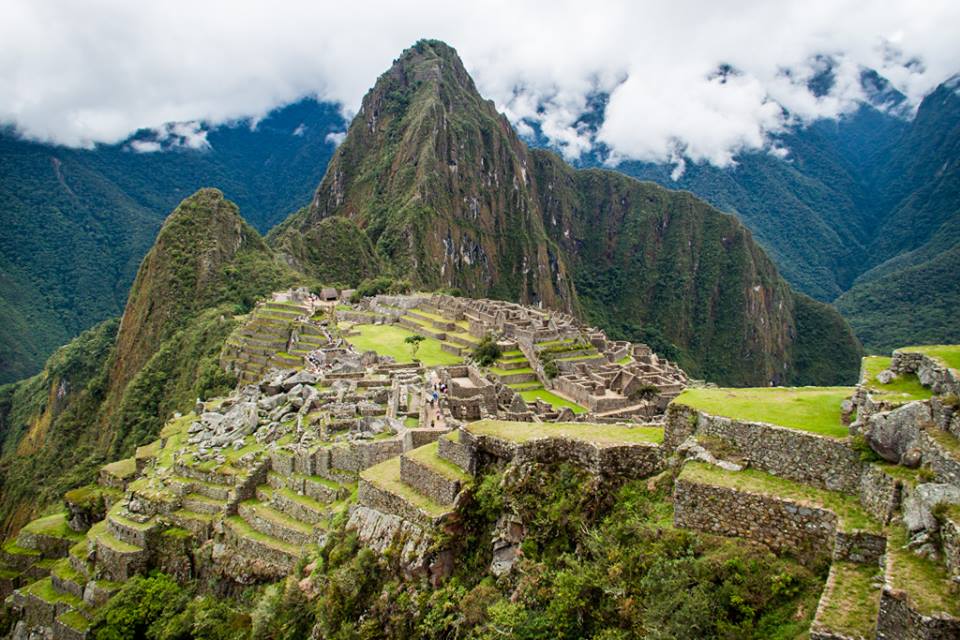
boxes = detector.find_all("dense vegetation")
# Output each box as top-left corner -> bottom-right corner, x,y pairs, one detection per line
0,99 -> 343,383
0,190 -> 307,534
566,73 -> 960,352
87,464 -> 824,640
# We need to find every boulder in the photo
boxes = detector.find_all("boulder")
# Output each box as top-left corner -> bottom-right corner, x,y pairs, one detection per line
258,393 -> 286,411
862,401 -> 931,463
903,483 -> 960,534
876,369 -> 897,385
282,370 -> 317,391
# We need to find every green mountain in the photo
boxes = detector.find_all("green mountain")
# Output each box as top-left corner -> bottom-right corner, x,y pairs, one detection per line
0,189 -> 303,535
834,79 -> 960,350
0,100 -> 343,384
273,40 -> 860,385
584,73 -> 959,351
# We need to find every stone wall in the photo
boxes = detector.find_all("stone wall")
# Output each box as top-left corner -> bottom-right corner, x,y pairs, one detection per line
941,514 -> 960,583
357,478 -> 444,528
916,430 -> 960,487
461,430 -> 665,481
399,456 -> 461,505
833,529 -> 886,565
666,406 -> 862,493
673,478 -> 837,562
892,351 -> 960,397
438,434 -> 475,475
877,586 -> 960,639
859,464 -> 903,524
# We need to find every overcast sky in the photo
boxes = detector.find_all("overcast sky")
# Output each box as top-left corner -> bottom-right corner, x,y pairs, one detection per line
2,0 -> 958,171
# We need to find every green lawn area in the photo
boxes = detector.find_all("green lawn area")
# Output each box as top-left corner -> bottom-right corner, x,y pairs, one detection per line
489,366 -> 534,376
861,356 -> 932,404
519,389 -> 587,414
20,513 -> 83,541
900,344 -> 960,371
815,561 -> 881,638
679,462 -> 879,532
466,419 -> 663,445
674,387 -> 854,438
405,441 -> 470,483
344,324 -> 462,367
887,525 -> 960,616
361,457 -> 450,518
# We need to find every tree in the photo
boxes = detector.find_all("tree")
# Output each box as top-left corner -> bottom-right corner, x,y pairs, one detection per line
472,334 -> 502,367
405,334 -> 425,361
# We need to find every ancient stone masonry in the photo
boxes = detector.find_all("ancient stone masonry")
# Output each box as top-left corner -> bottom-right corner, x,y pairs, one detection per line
665,404 -> 864,493
343,293 -> 689,422
892,350 -> 960,397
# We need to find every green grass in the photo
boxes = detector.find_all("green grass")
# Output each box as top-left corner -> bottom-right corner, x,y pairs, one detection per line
360,458 -> 450,518
410,308 -> 449,322
344,324 -> 462,367
405,441 -> 471,483
508,382 -> 543,391
58,609 -> 91,631
403,416 -> 419,428
674,387 -> 854,438
23,576 -> 83,608
51,557 -> 85,585
466,419 -> 664,445
616,355 -> 633,365
225,516 -> 301,555
92,524 -> 142,553
861,356 -> 932,404
900,344 -> 960,371
925,426 -> 960,458
21,513 -> 83,541
887,525 -> 960,616
240,500 -> 314,535
519,389 -> 587,414
678,462 -> 880,532
101,457 -> 137,479
815,561 -> 881,637
3,540 -> 40,558
489,366 -> 534,376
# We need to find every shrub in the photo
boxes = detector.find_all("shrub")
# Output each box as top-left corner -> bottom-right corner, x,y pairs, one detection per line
472,335 -> 502,367
850,434 -> 881,463
629,383 -> 660,402
543,356 -> 560,380
354,276 -> 412,299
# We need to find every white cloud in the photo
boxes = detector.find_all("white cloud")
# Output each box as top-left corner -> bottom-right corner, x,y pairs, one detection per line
293,123 -> 306,136
129,140 -> 162,153
325,131 -> 346,146
1,0 -> 958,170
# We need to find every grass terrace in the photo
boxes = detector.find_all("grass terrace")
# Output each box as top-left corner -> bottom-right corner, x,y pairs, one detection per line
679,462 -> 880,532
675,387 -> 854,438
360,457 -> 449,518
20,513 -> 83,542
861,356 -> 932,404
900,344 -> 960,371
466,419 -> 664,445
344,324 -> 461,367
23,576 -> 84,609
406,441 -> 471,483
815,561 -> 881,638
519,389 -> 587,414
887,525 -> 960,616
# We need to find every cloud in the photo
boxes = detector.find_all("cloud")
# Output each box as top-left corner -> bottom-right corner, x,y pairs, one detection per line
325,131 -> 346,147
1,0 -> 958,171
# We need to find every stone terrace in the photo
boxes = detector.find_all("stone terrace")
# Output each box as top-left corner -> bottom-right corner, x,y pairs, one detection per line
665,347 -> 960,639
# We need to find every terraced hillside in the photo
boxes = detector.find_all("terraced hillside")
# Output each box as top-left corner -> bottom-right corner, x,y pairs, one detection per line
5,282 -> 957,638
